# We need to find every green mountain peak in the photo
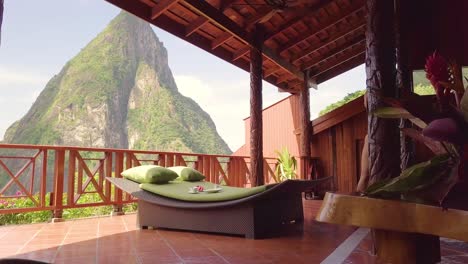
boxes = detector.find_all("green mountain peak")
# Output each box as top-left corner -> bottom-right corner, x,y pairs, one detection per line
3,11 -> 231,155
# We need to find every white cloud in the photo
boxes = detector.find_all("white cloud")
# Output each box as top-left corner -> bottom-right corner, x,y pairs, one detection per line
174,65 -> 366,151
0,67 -> 49,86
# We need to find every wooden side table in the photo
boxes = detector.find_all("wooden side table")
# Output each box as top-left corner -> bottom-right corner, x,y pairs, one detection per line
316,193 -> 468,263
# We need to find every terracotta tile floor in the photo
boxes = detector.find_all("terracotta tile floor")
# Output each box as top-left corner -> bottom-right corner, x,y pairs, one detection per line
1,200 -> 467,263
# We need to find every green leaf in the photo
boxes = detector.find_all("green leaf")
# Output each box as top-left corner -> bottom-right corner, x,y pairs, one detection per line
372,107 -> 415,119
365,154 -> 452,197
373,107 -> 427,128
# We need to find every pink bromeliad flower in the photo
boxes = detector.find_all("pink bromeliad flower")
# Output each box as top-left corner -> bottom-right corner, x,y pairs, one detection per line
425,52 -> 452,110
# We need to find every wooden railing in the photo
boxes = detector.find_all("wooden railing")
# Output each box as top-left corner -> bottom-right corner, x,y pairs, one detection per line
0,144 -> 277,217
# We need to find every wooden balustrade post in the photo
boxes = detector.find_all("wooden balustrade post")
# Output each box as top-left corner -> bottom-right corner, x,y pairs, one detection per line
112,152 -> 124,216
67,150 -> 76,207
52,149 -> 65,222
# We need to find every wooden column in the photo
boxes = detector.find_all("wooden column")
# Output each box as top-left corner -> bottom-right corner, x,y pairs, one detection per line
250,24 -> 264,186
299,70 -> 312,179
365,0 -> 400,184
395,0 -> 414,170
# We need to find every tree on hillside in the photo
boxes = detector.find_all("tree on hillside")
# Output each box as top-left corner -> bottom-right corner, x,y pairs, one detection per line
319,90 -> 365,116
318,85 -> 436,116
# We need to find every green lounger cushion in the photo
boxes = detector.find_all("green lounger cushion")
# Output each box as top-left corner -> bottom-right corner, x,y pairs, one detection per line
167,166 -> 205,181
121,165 -> 178,184
139,181 -> 267,202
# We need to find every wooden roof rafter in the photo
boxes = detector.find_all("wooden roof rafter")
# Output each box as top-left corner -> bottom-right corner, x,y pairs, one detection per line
107,0 -> 369,93
180,0 -> 305,81
263,0 -> 335,41
301,34 -> 365,70
292,22 -> 366,64
151,0 -> 180,19
311,46 -> 365,79
277,1 -> 365,55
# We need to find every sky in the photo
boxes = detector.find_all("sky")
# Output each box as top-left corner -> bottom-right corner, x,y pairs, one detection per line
0,0 -> 365,151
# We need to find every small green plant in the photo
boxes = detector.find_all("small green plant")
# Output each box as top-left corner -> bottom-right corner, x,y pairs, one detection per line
274,148 -> 297,182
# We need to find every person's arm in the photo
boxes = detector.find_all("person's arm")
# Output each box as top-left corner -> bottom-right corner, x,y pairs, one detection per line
356,134 -> 369,193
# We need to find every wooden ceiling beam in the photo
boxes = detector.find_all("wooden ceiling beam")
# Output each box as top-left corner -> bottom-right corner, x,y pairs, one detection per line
292,23 -> 365,64
219,0 -> 239,11
316,52 -> 365,84
311,48 -> 365,79
278,4 -> 365,54
186,16 -> 209,37
151,0 -> 179,20
182,0 -> 305,82
245,7 -> 274,27
276,74 -> 291,84
232,46 -> 250,61
264,0 -> 335,41
211,32 -> 233,49
301,37 -> 365,70
139,0 -> 156,7
264,67 -> 281,78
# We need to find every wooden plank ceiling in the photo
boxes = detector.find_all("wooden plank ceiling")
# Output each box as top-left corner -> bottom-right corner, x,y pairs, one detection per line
105,0 -> 366,93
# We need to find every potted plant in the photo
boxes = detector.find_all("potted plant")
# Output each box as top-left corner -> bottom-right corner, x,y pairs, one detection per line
274,147 -> 297,182
366,52 -> 468,207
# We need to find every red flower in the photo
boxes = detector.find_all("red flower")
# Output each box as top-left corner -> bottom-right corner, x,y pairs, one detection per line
425,51 -> 450,89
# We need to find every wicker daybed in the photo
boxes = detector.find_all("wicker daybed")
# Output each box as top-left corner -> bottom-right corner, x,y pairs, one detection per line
106,177 -> 330,239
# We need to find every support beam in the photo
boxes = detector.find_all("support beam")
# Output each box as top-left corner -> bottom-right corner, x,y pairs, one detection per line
219,0 -> 238,11
245,8 -> 274,27
311,48 -> 365,78
264,67 -> 281,78
264,0 -> 334,41
151,0 -> 179,20
366,0 -> 400,184
276,74 -> 290,84
186,16 -> 208,37
299,70 -> 313,179
232,46 -> 250,61
211,32 -> 233,49
182,0 -> 305,81
315,52 -> 365,84
395,0 -> 414,170
278,4 -> 365,55
293,24 -> 366,64
301,36 -> 365,70
250,24 -> 264,187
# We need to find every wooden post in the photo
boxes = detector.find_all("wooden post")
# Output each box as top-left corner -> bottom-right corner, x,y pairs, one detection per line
365,0 -> 400,184
395,0 -> 414,171
52,149 -> 65,222
250,24 -> 264,186
299,70 -> 312,179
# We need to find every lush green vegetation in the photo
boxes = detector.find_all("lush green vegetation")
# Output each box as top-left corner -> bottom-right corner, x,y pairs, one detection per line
318,85 -> 436,116
319,90 -> 366,116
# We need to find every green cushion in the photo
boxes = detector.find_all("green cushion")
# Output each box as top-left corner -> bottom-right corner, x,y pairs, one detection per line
139,181 -> 268,202
168,166 -> 205,181
121,165 -> 178,184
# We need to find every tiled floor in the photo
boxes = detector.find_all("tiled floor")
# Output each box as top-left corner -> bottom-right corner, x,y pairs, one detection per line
0,200 -> 356,264
343,233 -> 468,264
1,200 -> 468,264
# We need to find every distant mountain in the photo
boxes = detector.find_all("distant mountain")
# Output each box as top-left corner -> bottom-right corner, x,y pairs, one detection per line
3,12 -> 231,155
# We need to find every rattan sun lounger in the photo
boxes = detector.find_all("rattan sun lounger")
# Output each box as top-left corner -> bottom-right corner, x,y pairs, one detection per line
106,177 -> 331,239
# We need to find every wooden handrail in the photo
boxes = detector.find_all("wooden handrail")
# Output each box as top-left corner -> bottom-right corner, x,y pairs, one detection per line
0,144 -> 278,217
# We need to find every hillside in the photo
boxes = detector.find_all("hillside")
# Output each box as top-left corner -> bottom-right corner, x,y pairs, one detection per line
2,12 -> 231,155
